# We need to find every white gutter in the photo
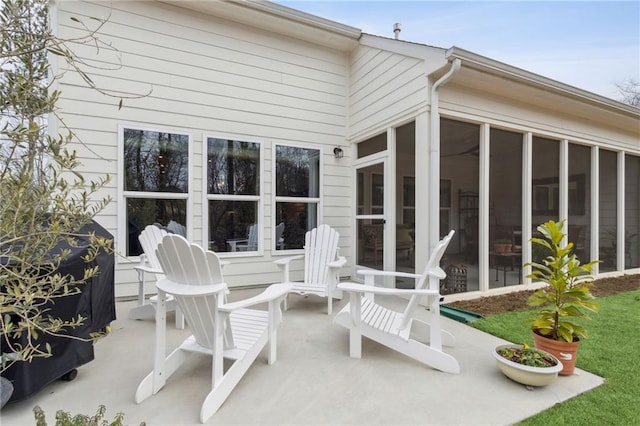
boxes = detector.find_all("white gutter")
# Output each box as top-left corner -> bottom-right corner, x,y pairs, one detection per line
446,47 -> 640,117
429,58 -> 461,250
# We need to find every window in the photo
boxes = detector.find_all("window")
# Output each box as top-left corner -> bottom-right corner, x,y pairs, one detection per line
120,127 -> 190,256
205,137 -> 261,254
275,144 -> 321,250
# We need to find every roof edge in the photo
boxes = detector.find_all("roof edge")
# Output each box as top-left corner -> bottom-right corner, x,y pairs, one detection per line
239,1 -> 362,39
446,46 -> 640,117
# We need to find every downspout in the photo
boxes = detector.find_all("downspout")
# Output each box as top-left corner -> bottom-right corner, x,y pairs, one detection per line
429,58 -> 461,250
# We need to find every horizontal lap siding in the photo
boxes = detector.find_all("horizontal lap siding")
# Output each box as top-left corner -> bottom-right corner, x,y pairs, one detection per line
56,1 -> 351,295
348,45 -> 427,139
441,81 -> 639,153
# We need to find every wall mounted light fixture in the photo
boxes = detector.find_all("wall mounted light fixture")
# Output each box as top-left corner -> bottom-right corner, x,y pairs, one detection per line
333,147 -> 344,159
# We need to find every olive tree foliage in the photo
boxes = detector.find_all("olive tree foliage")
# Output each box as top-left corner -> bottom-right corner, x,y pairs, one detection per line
0,0 -> 132,371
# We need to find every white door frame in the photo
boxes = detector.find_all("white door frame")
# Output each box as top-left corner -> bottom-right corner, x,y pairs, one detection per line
353,146 -> 396,285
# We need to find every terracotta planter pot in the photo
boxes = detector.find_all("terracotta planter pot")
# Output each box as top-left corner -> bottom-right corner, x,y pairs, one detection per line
532,331 -> 580,375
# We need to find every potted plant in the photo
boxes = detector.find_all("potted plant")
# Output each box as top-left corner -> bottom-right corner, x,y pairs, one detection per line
493,238 -> 512,254
493,343 -> 562,386
525,220 -> 600,375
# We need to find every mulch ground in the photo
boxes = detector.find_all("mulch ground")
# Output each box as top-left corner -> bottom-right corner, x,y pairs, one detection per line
445,274 -> 640,316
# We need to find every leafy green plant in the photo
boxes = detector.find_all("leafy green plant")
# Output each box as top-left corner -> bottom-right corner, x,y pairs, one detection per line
33,405 -> 145,426
525,220 -> 600,342
497,343 -> 558,367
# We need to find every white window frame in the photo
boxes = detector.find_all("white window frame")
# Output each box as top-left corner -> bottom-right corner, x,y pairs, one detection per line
272,143 -> 323,254
202,133 -> 264,257
117,124 -> 193,262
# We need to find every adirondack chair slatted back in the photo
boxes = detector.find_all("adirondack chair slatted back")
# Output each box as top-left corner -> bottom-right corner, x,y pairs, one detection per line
156,234 -> 226,350
138,225 -> 168,278
399,230 -> 454,329
275,222 -> 285,249
303,224 -> 340,286
247,223 -> 258,251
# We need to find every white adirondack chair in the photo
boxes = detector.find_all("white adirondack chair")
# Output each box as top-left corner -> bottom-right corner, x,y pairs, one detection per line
166,219 -> 187,237
273,224 -> 346,314
334,230 -> 459,374
129,225 -> 185,329
135,234 -> 292,423
228,223 -> 258,252
275,222 -> 285,250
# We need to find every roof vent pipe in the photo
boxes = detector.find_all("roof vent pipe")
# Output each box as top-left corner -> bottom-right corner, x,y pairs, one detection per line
393,23 -> 401,39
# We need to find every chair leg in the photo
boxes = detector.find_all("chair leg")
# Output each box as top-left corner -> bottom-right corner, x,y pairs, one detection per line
175,306 -> 185,329
327,293 -> 332,315
348,293 -> 362,358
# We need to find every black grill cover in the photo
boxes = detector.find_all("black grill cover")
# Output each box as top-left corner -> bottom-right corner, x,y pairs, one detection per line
1,220 -> 115,402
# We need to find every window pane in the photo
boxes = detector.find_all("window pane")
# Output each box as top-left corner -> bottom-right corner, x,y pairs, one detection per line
568,144 -> 590,261
599,149 -> 617,272
490,128 -> 523,287
276,146 -> 319,197
625,154 -> 640,269
276,202 -> 318,250
207,138 -> 259,195
126,198 -> 187,256
208,200 -> 258,252
440,118 -> 480,293
532,137 -> 560,221
123,129 -> 188,193
357,132 -> 386,158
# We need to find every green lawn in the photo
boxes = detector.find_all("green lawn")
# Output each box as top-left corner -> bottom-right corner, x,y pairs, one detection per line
473,290 -> 640,425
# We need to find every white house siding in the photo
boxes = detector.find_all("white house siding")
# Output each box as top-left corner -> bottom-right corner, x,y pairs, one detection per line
439,70 -> 639,152
55,1 -> 352,296
348,44 -> 428,141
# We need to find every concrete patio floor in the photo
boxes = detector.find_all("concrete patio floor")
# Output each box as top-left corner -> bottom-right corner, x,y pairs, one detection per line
2,289 -> 603,425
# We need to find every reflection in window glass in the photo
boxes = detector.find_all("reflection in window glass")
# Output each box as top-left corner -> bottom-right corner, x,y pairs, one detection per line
208,200 -> 258,252
275,145 -> 320,250
124,129 -> 188,193
126,199 -> 187,256
625,154 -> 640,269
206,137 -> 261,254
207,139 -> 259,195
276,145 -> 319,197
122,128 -> 190,256
276,202 -> 317,250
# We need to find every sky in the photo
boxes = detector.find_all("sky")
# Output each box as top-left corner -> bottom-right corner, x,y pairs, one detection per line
276,1 -> 640,101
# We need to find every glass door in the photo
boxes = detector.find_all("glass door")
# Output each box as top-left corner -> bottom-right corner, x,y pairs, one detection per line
355,158 -> 387,281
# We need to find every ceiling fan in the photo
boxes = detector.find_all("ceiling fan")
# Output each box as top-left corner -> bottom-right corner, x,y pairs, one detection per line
441,144 -> 479,157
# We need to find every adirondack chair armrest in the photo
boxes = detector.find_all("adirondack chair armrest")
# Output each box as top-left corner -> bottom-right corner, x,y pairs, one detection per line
219,283 -> 293,312
273,255 -> 304,266
429,267 -> 446,280
356,269 -> 422,280
327,256 -> 347,268
156,279 -> 227,297
133,264 -> 163,275
273,255 -> 304,282
337,282 -> 439,297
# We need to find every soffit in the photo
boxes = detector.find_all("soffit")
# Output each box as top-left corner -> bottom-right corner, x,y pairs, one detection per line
160,1 -> 361,51
441,62 -> 640,134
